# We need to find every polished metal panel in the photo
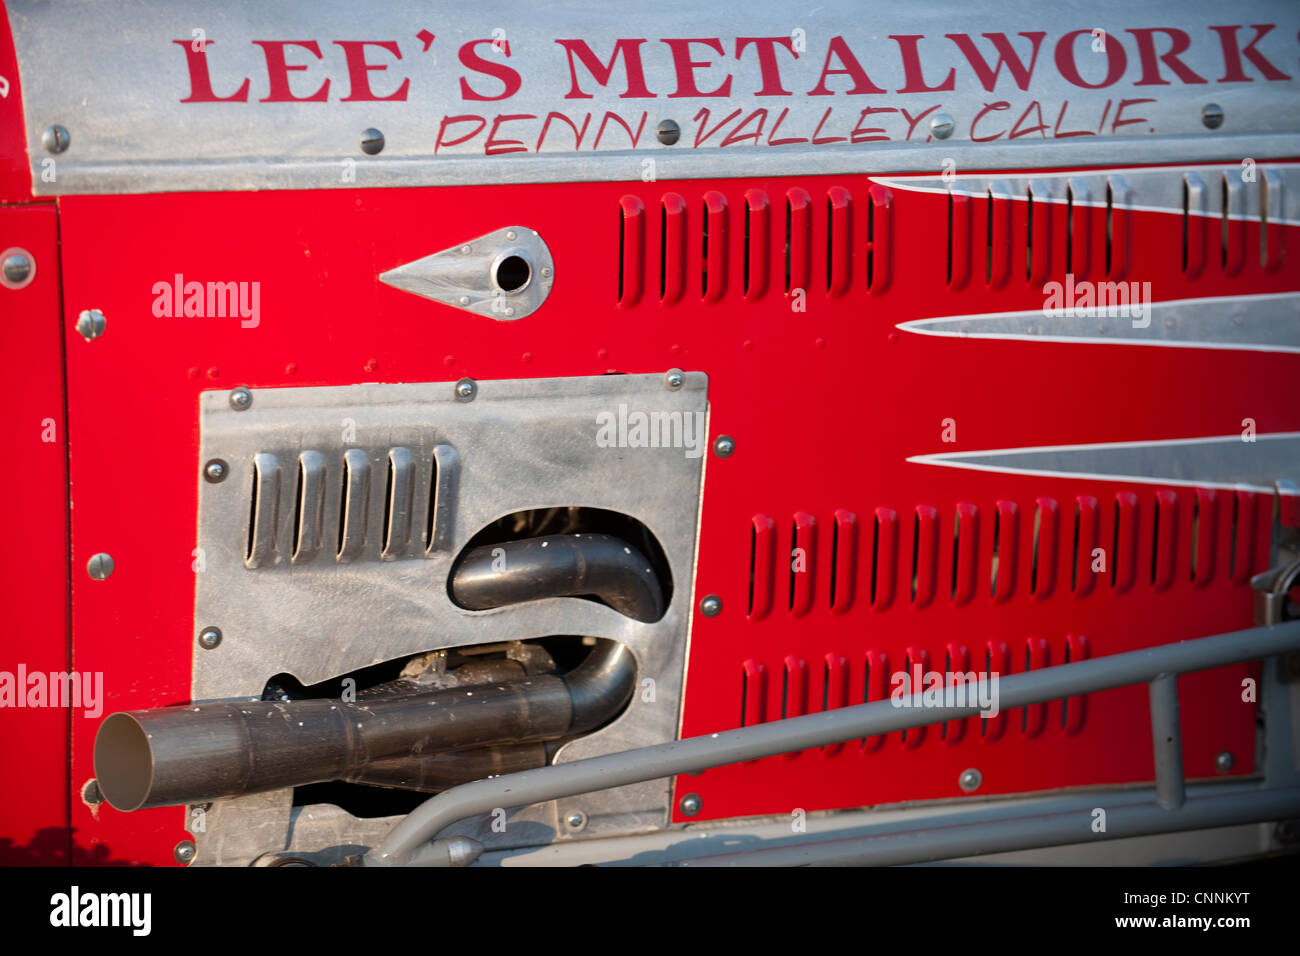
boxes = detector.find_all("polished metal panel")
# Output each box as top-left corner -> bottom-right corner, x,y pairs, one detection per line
8,1 -> 1300,195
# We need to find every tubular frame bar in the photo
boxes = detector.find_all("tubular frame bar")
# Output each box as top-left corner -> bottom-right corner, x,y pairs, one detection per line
365,621 -> 1300,866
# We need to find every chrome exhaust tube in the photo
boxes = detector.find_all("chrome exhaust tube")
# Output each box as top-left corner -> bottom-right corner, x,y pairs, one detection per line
94,532 -> 652,812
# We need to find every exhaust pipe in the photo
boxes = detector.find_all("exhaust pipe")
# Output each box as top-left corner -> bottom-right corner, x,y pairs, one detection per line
94,533 -> 656,812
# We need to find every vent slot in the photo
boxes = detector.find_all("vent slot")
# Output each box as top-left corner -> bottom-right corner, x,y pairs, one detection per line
991,499 -> 1018,603
1183,172 -> 1208,278
952,502 -> 978,606
827,186 -> 852,296
822,653 -> 849,755
291,451 -> 326,564
943,643 -> 971,745
1107,176 -> 1131,280
912,505 -> 939,608
1231,489 -> 1256,585
786,187 -> 811,295
900,647 -> 929,749
702,190 -> 728,302
617,195 -> 645,307
744,188 -> 770,300
1067,178 -> 1091,279
748,513 -> 777,620
986,182 -> 1012,288
1263,169 -> 1284,273
1022,637 -> 1049,738
424,444 -> 460,554
830,509 -> 857,613
740,659 -> 766,730
1113,491 -> 1139,593
1191,488 -> 1216,587
1072,495 -> 1100,598
1031,496 -> 1059,601
781,655 -> 807,758
1025,184 -> 1034,282
1028,179 -> 1051,284
863,649 -> 889,752
1151,489 -> 1179,591
983,640 -> 1010,742
337,449 -> 371,562
661,193 -> 687,304
867,183 -> 893,293
1062,633 -> 1090,736
790,511 -> 817,617
246,452 -> 282,568
381,447 -> 414,559
1222,173 -> 1246,276
871,506 -> 898,610
947,189 -> 972,289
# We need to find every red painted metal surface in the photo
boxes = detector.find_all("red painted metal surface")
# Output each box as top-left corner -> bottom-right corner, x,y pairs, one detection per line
29,156 -> 1300,857
0,203 -> 69,863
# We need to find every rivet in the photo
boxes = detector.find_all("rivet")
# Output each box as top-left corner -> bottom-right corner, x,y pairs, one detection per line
0,249 -> 35,289
455,378 -> 477,402
959,768 -> 982,792
656,119 -> 681,145
1215,750 -> 1234,774
679,793 -> 702,816
204,459 -> 228,483
713,435 -> 735,458
505,230 -> 517,241
699,595 -> 722,617
460,245 -> 471,255
1202,103 -> 1224,130
359,128 -> 385,155
229,387 -> 253,411
541,266 -> 553,278
87,553 -> 114,581
42,124 -> 70,154
458,296 -> 470,305
930,113 -> 955,140
664,368 -> 685,390
198,627 -> 223,650
174,840 -> 196,864
564,810 -> 587,831
75,309 -> 106,341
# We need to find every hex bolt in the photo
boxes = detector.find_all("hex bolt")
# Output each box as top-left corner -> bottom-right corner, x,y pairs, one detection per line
42,124 -> 70,154
86,553 -> 114,581
359,128 -> 385,155
930,113 -> 955,140
1,250 -> 34,288
75,309 -> 106,341
198,627 -> 223,650
229,387 -> 253,411
1214,750 -> 1234,774
1201,103 -> 1224,130
564,810 -> 587,832
679,793 -> 702,817
959,768 -> 982,793
174,840 -> 196,864
656,119 -> 681,145
713,435 -> 735,458
664,368 -> 685,390
455,378 -> 477,402
699,595 -> 722,617
203,459 -> 228,483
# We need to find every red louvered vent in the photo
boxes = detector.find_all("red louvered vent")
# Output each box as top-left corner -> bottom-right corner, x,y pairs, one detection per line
871,506 -> 898,611
661,192 -> 687,304
867,183 -> 893,294
743,188 -> 769,300
789,511 -> 817,617
1106,175 -> 1133,280
826,186 -> 853,297
986,183 -> 1013,288
1067,178 -> 1093,279
1183,172 -> 1207,279
948,189 -> 971,289
830,509 -> 858,613
1022,636 -> 1050,738
785,186 -> 812,294
702,190 -> 728,302
1222,173 -> 1246,276
748,513 -> 777,620
617,194 -> 644,307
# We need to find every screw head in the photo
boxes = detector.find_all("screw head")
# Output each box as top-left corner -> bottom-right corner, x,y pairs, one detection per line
86,553 -> 114,581
564,810 -> 587,831
174,840 -> 196,864
1201,103 -> 1224,130
679,793 -> 702,816
455,378 -> 477,402
959,768 -> 982,792
664,368 -> 685,390
505,230 -> 517,241
699,595 -> 722,617
1214,750 -> 1234,774
42,124 -> 70,154
656,119 -> 681,145
198,627 -> 223,650
229,387 -> 253,411
930,114 -> 955,140
1,249 -> 34,289
541,266 -> 553,278
75,309 -> 106,341
359,128 -> 385,155
203,459 -> 228,483
713,435 -> 735,458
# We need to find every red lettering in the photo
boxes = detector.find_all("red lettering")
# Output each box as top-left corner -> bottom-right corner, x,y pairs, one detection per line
1112,97 -> 1156,133
851,107 -> 897,143
970,101 -> 1011,141
536,112 -> 592,150
663,38 -> 733,97
692,107 -> 743,147
946,32 -> 1046,91
735,37 -> 798,95
1052,100 -> 1095,137
808,36 -> 886,95
485,114 -> 536,155
1054,29 -> 1128,88
459,40 -> 522,101
174,40 -> 250,102
435,114 -> 486,153
253,40 -> 330,102
812,107 -> 845,144
901,105 -> 943,140
1125,29 -> 1206,85
1209,25 -> 1291,81
767,107 -> 808,145
593,111 -> 647,149
333,41 -> 410,101
554,39 -> 655,98
721,109 -> 769,146
1009,100 -> 1049,139
891,35 -> 956,92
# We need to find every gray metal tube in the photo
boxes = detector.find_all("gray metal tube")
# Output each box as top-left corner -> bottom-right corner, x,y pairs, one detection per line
678,785 -> 1300,867
367,620 -> 1300,866
1149,674 -> 1185,810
